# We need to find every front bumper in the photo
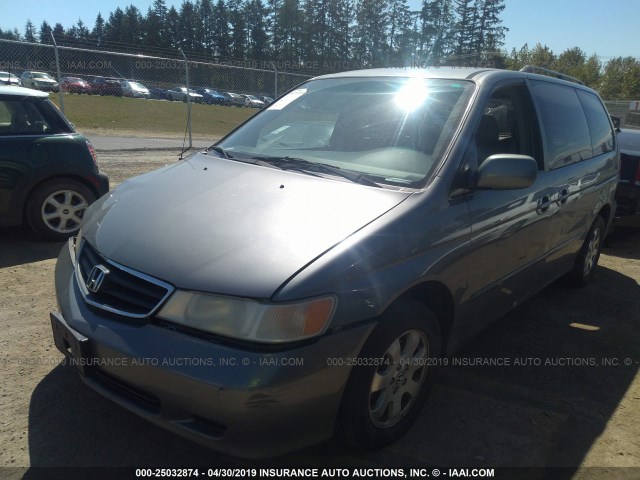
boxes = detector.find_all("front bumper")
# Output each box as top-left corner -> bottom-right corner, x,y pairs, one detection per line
52,240 -> 373,458
35,83 -> 59,92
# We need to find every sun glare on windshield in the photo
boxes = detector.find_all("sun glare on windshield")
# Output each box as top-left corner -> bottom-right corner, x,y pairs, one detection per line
394,78 -> 429,112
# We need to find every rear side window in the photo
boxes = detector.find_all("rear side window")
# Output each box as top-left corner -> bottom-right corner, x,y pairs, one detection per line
530,81 -> 592,170
0,99 -> 73,136
577,90 -> 614,156
0,99 -> 52,135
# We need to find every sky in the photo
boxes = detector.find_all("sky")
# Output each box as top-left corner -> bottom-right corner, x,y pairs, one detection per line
1,0 -> 639,60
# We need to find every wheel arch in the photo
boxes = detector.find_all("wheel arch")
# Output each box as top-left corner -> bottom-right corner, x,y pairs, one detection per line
598,203 -> 612,224
389,281 -> 455,357
21,174 -> 101,223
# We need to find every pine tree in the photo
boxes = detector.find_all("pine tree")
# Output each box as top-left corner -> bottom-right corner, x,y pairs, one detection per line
198,0 -> 215,53
212,0 -> 231,58
24,19 -> 37,43
452,0 -> 477,65
165,6 -> 181,48
272,0 -> 304,62
122,6 -> 144,44
105,8 -> 125,44
387,0 -> 413,65
326,0 -> 353,64
228,0 -> 248,59
353,0 -> 389,67
91,13 -> 106,46
143,1 -> 169,49
474,0 -> 506,65
302,0 -> 329,61
76,19 -> 90,42
178,1 -> 202,52
39,21 -> 53,44
0,28 -> 20,40
420,0 -> 454,65
245,0 -> 270,60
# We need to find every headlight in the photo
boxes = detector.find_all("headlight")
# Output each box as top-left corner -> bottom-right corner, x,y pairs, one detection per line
157,291 -> 336,343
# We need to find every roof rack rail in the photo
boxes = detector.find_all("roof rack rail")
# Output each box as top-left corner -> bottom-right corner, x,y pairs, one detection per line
519,65 -> 584,86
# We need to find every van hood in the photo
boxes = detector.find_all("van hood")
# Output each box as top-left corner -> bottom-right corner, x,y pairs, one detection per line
82,152 -> 410,298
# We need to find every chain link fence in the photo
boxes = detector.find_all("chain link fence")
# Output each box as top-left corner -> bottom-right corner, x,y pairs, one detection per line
3,36 -> 639,154
0,38 -> 312,152
604,101 -> 640,130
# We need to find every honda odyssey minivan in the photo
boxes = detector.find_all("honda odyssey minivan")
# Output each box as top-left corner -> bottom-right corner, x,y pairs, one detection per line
51,67 -> 618,458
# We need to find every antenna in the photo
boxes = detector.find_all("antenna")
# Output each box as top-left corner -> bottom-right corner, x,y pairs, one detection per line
178,47 -> 192,160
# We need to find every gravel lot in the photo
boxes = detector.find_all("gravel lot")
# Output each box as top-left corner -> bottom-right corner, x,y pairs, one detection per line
1,150 -> 639,479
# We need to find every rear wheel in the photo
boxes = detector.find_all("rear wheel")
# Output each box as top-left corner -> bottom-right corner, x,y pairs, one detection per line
339,300 -> 441,450
26,179 -> 95,241
568,215 -> 606,287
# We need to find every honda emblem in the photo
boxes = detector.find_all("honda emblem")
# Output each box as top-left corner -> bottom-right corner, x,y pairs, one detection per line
86,265 -> 109,293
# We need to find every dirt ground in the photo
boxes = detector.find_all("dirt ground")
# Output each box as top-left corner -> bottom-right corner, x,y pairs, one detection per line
0,151 -> 639,479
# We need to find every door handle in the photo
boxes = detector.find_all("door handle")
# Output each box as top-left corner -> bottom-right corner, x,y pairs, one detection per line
557,188 -> 570,205
536,195 -> 551,214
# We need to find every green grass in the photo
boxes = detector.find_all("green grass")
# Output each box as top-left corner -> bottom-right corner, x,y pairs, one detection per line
50,93 -> 255,139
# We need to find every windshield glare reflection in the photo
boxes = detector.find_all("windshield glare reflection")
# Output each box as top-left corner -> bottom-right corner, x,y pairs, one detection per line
218,77 -> 473,189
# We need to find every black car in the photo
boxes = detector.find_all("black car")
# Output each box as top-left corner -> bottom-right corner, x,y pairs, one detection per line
0,86 -> 109,240
149,87 -> 170,100
615,128 -> 640,223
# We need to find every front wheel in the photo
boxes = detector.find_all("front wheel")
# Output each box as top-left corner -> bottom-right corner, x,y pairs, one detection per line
26,179 -> 96,241
568,215 -> 606,287
339,300 -> 441,450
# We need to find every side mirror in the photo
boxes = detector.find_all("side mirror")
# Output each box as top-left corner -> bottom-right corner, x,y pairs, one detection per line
476,154 -> 538,190
610,115 -> 621,132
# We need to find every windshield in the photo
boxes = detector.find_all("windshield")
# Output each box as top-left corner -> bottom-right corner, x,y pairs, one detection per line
32,73 -> 53,79
217,77 -> 474,188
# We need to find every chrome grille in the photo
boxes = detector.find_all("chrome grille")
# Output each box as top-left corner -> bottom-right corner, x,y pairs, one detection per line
76,241 -> 174,318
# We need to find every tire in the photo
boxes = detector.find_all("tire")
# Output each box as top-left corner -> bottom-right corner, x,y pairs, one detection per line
26,179 -> 96,241
339,300 -> 441,450
568,215 -> 606,287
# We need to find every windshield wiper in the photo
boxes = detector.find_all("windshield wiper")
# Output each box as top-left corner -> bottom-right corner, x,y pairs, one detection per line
251,155 -> 380,187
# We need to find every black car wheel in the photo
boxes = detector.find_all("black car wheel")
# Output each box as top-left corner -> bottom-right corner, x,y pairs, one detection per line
339,300 -> 441,450
568,215 -> 606,287
26,179 -> 96,241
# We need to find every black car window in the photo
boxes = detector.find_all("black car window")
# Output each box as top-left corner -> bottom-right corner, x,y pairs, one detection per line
0,100 -> 52,135
576,90 -> 615,156
530,81 -> 592,170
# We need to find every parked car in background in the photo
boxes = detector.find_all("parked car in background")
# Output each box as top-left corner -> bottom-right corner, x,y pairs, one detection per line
0,71 -> 21,86
91,77 -> 123,96
50,67 -> 618,458
194,88 -> 228,105
614,128 -> 640,225
166,86 -> 204,103
20,71 -> 59,92
61,77 -> 93,94
120,80 -> 150,99
0,86 -> 109,240
149,87 -> 170,100
241,94 -> 265,108
223,91 -> 245,107
258,95 -> 274,105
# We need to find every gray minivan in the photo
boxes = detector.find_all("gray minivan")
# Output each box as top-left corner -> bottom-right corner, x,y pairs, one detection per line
51,67 -> 618,458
